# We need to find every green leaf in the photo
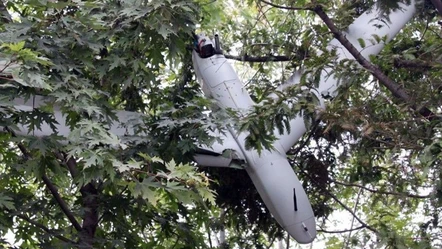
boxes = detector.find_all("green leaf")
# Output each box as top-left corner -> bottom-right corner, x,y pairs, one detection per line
1,41 -> 25,51
0,194 -> 15,210
157,24 -> 174,39
196,188 -> 215,205
141,186 -> 158,206
357,38 -> 366,48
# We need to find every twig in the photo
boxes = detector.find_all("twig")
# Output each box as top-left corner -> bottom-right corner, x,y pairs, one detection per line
298,166 -> 380,235
419,17 -> 430,43
331,179 -> 431,199
206,222 -> 213,249
258,0 -> 312,11
318,225 -> 366,234
344,189 -> 362,248
0,75 -> 14,80
326,190 -> 379,234
264,233 -> 277,249
171,237 -> 180,249
218,209 -> 226,247
15,213 -> 76,244
0,60 -> 13,74
225,54 -> 292,62
287,120 -> 320,157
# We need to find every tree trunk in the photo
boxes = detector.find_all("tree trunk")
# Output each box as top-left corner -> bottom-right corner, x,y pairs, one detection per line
78,183 -> 99,248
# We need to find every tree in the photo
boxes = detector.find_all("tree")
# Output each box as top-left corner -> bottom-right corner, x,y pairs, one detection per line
0,0 -> 441,248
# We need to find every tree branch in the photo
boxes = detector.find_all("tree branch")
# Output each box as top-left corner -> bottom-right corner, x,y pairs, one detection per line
318,225 -> 366,234
15,213 -> 76,244
393,58 -> 434,70
54,151 -> 99,247
326,190 -> 380,235
78,182 -> 99,248
331,179 -> 431,199
0,0 -> 12,23
258,0 -> 312,11
299,167 -> 380,235
344,189 -> 362,248
41,175 -> 82,232
225,54 -> 292,62
54,151 -> 79,178
13,140 -> 83,232
55,152 -> 99,248
313,5 -> 438,121
256,2 -> 437,121
430,0 -> 442,16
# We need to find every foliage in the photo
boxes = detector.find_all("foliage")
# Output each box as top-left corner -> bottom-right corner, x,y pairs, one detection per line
0,0 -> 441,248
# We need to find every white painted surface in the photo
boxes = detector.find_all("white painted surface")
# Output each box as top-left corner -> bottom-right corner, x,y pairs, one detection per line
274,0 -> 417,152
1,0 -> 418,245
193,45 -> 316,243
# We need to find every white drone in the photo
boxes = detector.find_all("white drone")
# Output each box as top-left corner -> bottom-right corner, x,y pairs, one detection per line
4,1 -> 416,244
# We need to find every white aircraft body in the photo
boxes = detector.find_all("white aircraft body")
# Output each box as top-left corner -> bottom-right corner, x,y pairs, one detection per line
190,1 -> 416,242
1,0 -> 417,244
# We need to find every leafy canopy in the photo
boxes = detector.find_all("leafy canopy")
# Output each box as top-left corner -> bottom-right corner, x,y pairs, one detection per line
0,0 -> 442,248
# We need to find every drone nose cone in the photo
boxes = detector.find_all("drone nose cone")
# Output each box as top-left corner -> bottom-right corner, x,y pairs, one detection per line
285,215 -> 317,244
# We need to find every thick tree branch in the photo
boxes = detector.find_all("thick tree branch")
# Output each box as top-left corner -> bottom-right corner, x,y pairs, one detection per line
41,175 -> 83,232
15,213 -> 76,244
55,152 -> 99,248
225,54 -> 292,62
78,182 -> 99,248
256,2 -> 437,121
54,151 -> 79,178
313,5 -> 438,121
13,140 -> 83,232
331,179 -> 431,199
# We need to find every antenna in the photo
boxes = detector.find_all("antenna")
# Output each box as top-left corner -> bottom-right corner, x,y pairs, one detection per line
214,34 -> 222,54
